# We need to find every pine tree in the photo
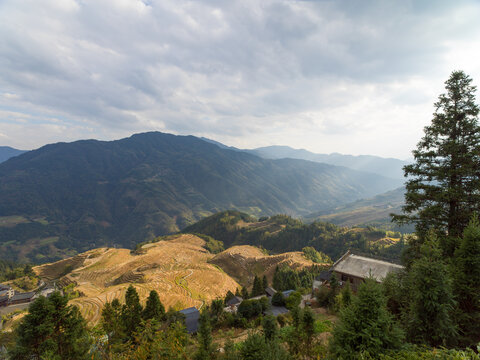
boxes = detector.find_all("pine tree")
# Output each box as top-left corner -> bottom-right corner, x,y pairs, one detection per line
121,285 -> 143,341
142,290 -> 165,322
251,275 -> 263,297
10,292 -> 90,360
393,71 -> 480,256
407,235 -> 457,347
262,275 -> 268,290
195,310 -> 215,360
453,215 -> 480,346
262,315 -> 277,342
241,286 -> 249,300
330,278 -> 404,359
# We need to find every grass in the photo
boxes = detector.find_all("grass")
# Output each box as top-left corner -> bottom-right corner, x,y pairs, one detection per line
0,216 -> 29,227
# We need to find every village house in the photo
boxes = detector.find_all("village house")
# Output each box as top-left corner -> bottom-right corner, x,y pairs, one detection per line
313,250 -> 404,292
179,307 -> 200,334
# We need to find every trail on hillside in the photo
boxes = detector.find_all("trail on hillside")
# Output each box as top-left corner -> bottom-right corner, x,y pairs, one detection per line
175,269 -> 205,310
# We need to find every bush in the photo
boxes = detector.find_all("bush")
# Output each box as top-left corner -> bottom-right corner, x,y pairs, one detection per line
272,292 -> 285,306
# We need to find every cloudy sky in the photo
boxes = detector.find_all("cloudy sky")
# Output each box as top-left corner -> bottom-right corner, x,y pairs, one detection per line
1,0 -> 479,159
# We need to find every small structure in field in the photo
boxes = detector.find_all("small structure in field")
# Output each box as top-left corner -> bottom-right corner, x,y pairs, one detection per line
179,307 -> 200,334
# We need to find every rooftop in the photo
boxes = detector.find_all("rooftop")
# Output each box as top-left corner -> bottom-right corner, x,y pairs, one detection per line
179,307 -> 200,333
332,252 -> 403,281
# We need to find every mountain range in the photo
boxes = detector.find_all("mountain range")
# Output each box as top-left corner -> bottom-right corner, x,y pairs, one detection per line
201,139 -> 409,180
0,146 -> 27,163
0,132 -> 403,263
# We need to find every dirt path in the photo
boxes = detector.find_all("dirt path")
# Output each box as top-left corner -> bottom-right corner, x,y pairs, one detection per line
175,269 -> 206,310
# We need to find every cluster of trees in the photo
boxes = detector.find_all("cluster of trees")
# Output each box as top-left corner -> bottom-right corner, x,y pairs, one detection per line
0,261 -> 34,282
184,211 -> 405,261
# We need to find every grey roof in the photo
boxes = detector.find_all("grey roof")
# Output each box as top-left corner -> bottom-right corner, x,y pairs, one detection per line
0,284 -> 10,291
227,296 -> 243,306
267,306 -> 289,316
332,252 -> 403,281
0,295 -> 8,304
179,307 -> 200,333
282,290 -> 294,298
316,271 -> 332,282
9,292 -> 35,302
265,287 -> 276,296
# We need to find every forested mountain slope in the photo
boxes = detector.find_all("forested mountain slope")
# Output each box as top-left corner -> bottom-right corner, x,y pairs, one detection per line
0,146 -> 27,163
0,132 -> 401,263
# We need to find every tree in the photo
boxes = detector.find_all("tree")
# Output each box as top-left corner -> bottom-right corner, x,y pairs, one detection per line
101,298 -> 125,350
271,291 -> 285,306
251,275 -> 263,297
453,215 -> 480,346
142,290 -> 165,322
195,310 -> 215,360
407,235 -> 457,347
262,275 -> 268,290
262,315 -> 277,342
121,285 -> 143,341
10,292 -> 90,360
393,71 -> 480,256
329,278 -> 404,359
241,286 -> 249,300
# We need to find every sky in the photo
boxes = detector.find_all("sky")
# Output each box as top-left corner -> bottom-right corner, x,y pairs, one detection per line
1,0 -> 480,159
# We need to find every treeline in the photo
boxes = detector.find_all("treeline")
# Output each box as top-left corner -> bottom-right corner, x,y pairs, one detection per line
0,260 -> 34,282
183,211 -> 405,261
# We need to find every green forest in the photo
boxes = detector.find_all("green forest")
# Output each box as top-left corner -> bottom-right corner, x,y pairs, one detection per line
2,71 -> 480,359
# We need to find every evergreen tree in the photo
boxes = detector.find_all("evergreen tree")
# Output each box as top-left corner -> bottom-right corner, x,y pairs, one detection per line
195,310 -> 215,360
330,278 -> 404,359
393,71 -> 480,256
262,275 -> 268,290
101,298 -> 125,349
407,236 -> 457,346
121,285 -> 143,341
273,266 -> 281,290
251,275 -> 263,297
262,315 -> 277,342
453,215 -> 480,346
241,286 -> 249,300
235,288 -> 240,297
224,290 -> 235,305
10,292 -> 90,360
142,290 -> 165,322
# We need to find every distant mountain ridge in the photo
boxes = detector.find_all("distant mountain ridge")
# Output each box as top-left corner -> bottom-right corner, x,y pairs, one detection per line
201,139 -> 409,179
0,146 -> 27,163
0,132 -> 402,263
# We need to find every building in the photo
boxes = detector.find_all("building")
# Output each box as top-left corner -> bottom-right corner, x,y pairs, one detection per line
313,251 -> 404,292
179,307 -> 200,334
7,292 -> 36,305
282,290 -> 295,298
227,296 -> 243,307
265,287 -> 276,297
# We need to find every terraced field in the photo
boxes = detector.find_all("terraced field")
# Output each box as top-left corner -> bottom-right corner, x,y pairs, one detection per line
34,234 -> 239,325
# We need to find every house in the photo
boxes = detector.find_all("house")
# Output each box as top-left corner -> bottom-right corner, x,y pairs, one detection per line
0,284 -> 10,291
320,251 -> 404,291
0,288 -> 14,299
227,296 -> 243,307
8,291 -> 36,305
265,287 -> 276,297
179,307 -> 200,334
0,295 -> 8,307
282,290 -> 295,298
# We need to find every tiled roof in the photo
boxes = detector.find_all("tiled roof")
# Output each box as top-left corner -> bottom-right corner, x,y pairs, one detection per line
332,252 -> 403,281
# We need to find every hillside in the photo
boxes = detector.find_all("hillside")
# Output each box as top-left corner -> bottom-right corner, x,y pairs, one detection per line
247,145 -> 409,180
183,211 -> 405,261
209,245 -> 321,286
32,234 -> 316,325
303,187 -> 409,230
0,146 -> 27,163
0,132 -> 402,263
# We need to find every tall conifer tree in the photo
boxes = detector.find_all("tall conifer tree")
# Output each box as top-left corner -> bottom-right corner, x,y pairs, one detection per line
394,71 -> 480,255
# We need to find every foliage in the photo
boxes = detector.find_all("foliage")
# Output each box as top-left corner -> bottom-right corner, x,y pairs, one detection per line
142,290 -> 165,322
271,292 -> 285,307
194,310 -> 215,360
406,236 -> 457,347
284,291 -> 302,310
302,246 -> 331,263
393,71 -> 480,255
452,215 -> 480,346
330,278 -> 404,359
0,260 -> 36,282
251,275 -> 264,297
9,292 -> 90,360
185,211 -> 403,262
121,285 -> 143,341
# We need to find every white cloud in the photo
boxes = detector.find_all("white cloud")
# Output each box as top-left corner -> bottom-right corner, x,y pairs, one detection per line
0,0 -> 479,157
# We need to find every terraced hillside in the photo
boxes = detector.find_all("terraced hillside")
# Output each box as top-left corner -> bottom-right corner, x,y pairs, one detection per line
34,234 -> 239,325
209,246 -> 321,286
